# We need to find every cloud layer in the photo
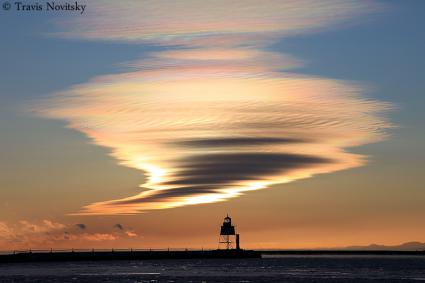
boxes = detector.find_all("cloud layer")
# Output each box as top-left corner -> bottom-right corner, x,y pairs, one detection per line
53,0 -> 380,45
35,0 -> 391,214
0,220 -> 138,249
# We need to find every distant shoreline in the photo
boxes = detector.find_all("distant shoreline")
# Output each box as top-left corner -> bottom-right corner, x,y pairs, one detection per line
261,250 -> 425,256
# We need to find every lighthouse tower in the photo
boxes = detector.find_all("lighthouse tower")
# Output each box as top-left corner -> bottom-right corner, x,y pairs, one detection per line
218,215 -> 240,250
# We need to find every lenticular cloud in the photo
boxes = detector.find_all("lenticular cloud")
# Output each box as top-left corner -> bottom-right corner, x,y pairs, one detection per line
35,0 -> 392,214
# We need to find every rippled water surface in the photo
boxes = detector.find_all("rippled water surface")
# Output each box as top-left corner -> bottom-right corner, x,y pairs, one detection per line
0,255 -> 424,282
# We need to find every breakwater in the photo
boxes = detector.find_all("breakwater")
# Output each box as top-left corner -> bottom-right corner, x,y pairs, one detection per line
0,249 -> 261,263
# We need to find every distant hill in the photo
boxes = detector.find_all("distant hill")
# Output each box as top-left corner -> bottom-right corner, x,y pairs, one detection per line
344,241 -> 425,251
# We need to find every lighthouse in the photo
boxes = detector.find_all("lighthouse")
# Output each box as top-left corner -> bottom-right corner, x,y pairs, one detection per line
218,214 -> 241,250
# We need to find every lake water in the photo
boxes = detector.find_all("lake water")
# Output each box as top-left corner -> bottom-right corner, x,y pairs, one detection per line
0,255 -> 424,282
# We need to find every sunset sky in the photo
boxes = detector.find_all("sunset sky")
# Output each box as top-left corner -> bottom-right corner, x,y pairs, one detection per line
0,1 -> 424,250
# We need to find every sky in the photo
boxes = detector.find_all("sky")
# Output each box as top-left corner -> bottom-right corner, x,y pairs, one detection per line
0,0 -> 424,250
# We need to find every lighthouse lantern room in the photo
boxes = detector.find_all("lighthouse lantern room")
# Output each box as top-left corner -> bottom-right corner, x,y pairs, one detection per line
218,214 -> 240,250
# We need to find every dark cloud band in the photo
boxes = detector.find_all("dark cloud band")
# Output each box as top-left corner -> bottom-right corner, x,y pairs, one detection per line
173,137 -> 306,148
112,152 -> 330,205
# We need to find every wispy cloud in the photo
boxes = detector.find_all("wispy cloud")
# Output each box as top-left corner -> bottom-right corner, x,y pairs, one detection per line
52,0 -> 381,45
34,0 -> 392,214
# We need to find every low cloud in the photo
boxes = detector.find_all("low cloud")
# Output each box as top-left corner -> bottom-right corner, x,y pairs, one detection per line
75,223 -> 87,230
125,230 -> 138,238
63,233 -> 117,242
113,223 -> 138,238
0,220 -> 138,249
113,224 -> 124,230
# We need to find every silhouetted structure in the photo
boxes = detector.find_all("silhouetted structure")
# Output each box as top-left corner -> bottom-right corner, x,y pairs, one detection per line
0,214 -> 267,263
0,249 -> 261,262
219,214 -> 240,250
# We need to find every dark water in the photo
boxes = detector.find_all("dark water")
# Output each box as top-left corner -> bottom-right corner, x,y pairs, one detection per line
0,255 -> 424,283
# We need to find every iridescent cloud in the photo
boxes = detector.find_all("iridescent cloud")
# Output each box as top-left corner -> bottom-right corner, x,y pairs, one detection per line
53,0 -> 381,45
35,0 -> 391,214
